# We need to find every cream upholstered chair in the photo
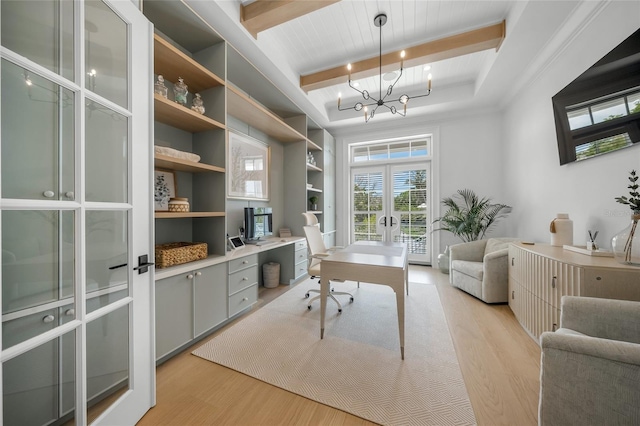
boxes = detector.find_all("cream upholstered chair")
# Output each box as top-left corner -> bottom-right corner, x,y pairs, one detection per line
448,237 -> 519,303
539,296 -> 640,426
302,213 -> 354,313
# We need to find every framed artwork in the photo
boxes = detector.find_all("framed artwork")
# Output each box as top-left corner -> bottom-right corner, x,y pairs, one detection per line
154,169 -> 176,211
228,131 -> 270,201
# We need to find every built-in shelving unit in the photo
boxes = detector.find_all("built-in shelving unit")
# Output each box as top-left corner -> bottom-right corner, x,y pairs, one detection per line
154,154 -> 225,174
154,94 -> 225,132
306,163 -> 323,172
155,212 -> 226,219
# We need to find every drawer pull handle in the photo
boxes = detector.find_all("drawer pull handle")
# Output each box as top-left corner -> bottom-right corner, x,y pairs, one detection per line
242,277 -> 248,281
551,276 -> 557,289
243,260 -> 248,264
65,191 -> 75,199
242,297 -> 249,302
65,309 -> 75,316
187,274 -> 194,279
511,257 -> 514,266
511,291 -> 515,300
43,190 -> 55,198
43,315 -> 55,323
196,271 -> 202,276
552,323 -> 557,332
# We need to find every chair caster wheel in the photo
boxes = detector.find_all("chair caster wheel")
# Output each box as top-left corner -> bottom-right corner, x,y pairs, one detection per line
304,293 -> 309,298
307,305 -> 312,310
338,309 -> 342,313
350,297 -> 354,303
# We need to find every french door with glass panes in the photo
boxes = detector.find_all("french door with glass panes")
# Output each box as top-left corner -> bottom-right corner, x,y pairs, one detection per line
351,163 -> 430,263
0,1 -> 153,425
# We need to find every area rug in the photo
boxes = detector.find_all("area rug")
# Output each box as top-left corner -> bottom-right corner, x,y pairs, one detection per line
193,279 -> 476,425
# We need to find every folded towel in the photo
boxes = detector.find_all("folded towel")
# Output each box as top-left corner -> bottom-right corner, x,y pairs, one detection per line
154,146 -> 201,163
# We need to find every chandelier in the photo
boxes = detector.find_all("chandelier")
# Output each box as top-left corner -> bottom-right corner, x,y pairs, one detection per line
337,13 -> 432,123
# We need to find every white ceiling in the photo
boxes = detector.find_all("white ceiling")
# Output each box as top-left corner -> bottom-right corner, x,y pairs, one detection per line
185,0 -> 598,133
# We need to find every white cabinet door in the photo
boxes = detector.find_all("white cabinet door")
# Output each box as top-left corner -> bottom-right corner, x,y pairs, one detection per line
0,1 -> 154,425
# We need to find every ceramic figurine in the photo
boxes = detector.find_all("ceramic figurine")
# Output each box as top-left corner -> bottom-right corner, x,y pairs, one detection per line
191,93 -> 205,114
173,77 -> 188,106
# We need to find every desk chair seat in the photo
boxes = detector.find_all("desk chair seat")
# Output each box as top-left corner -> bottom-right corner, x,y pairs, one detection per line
302,213 -> 357,313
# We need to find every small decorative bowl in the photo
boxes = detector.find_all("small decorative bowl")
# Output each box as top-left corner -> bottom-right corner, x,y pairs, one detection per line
168,197 -> 190,212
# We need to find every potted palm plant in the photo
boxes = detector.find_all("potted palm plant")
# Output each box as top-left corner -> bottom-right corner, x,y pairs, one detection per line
432,189 -> 512,242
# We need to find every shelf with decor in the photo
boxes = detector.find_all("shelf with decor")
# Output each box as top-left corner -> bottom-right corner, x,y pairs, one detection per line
306,163 -> 322,172
154,154 -> 225,174
154,94 -> 225,132
155,212 -> 225,219
306,187 -> 322,193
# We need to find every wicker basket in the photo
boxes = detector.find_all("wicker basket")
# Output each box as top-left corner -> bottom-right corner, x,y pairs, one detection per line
155,242 -> 207,268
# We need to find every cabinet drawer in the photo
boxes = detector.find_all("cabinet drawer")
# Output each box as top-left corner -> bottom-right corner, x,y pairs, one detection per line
294,259 -> 308,280
294,247 -> 308,264
229,285 -> 257,317
293,239 -> 307,251
229,266 -> 258,295
228,254 -> 258,274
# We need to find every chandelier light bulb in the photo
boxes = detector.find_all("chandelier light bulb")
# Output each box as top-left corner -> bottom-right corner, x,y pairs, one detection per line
347,63 -> 352,80
25,77 -> 32,86
428,73 -> 432,91
400,50 -> 405,69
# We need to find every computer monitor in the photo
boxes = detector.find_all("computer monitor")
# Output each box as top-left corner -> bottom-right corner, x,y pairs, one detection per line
244,207 -> 273,241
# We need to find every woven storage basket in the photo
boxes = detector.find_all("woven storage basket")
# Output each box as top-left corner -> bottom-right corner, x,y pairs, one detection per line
155,242 -> 207,268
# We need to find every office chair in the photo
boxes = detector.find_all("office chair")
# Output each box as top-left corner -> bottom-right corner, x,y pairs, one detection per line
302,213 -> 355,313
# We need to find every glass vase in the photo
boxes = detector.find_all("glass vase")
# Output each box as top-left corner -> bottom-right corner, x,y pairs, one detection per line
611,213 -> 640,266
173,77 -> 188,106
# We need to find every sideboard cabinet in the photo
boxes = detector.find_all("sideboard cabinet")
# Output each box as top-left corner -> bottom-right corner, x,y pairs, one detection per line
508,243 -> 640,342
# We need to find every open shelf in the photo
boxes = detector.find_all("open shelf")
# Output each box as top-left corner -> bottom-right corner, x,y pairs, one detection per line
154,94 -> 225,132
307,187 -> 322,193
155,212 -> 226,219
154,34 -> 224,93
306,163 -> 323,172
154,154 -> 225,173
307,139 -> 322,151
227,86 -> 306,143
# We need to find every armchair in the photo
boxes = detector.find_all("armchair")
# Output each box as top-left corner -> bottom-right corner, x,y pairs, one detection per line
449,237 -> 518,303
539,296 -> 640,425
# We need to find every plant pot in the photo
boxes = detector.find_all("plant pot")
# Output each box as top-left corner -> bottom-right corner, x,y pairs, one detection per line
611,213 -> 640,266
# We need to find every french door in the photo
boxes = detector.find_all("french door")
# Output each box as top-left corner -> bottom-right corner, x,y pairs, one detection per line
0,1 -> 153,425
351,163 -> 430,263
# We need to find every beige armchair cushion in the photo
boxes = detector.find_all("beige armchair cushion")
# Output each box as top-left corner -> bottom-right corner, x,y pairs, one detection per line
449,237 -> 519,303
539,296 -> 640,426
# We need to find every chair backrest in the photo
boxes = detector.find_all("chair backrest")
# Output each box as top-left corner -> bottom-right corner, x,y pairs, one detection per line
302,213 -> 326,270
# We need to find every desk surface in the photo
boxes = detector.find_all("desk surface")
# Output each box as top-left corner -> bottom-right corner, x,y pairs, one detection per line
327,241 -> 407,268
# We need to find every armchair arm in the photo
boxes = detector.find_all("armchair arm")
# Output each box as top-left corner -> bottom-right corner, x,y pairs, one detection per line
539,331 -> 640,425
560,296 -> 640,344
449,240 -> 487,263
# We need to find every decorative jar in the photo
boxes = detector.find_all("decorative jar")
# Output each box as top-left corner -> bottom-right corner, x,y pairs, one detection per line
550,213 -> 573,247
154,75 -> 168,98
611,213 -> 640,265
168,197 -> 190,213
191,93 -> 205,114
173,77 -> 188,106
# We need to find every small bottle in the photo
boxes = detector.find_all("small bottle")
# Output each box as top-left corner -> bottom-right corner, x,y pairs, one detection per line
173,77 -> 188,106
154,75 -> 168,98
191,93 -> 205,114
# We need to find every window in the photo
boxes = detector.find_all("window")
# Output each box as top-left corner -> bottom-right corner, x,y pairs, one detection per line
351,137 -> 430,163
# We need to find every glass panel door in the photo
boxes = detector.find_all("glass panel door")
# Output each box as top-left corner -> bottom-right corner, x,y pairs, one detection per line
0,1 -> 153,425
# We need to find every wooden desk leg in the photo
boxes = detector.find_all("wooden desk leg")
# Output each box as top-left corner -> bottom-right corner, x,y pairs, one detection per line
396,284 -> 405,360
320,275 -> 328,339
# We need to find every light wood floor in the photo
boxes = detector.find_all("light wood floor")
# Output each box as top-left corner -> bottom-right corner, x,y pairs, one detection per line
138,266 -> 541,425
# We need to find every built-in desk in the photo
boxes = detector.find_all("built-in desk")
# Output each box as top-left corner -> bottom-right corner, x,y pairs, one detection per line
154,236 -> 306,363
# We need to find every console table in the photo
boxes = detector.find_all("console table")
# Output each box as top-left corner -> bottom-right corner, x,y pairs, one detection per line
508,242 -> 640,343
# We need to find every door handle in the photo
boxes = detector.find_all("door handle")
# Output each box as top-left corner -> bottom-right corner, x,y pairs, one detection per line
133,254 -> 155,274
390,217 -> 396,227
381,216 -> 387,227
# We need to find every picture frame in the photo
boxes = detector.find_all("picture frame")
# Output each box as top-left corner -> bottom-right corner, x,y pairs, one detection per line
154,169 -> 176,211
228,131 -> 270,201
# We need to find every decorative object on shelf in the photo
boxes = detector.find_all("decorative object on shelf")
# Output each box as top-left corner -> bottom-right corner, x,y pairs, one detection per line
550,213 -> 573,247
154,74 -> 168,98
307,152 -> 316,165
154,169 -> 176,211
612,170 -> 640,265
563,245 -> 613,257
587,230 -> 599,251
432,189 -> 512,242
155,242 -> 207,268
309,195 -> 318,211
437,246 -> 450,274
337,13 -> 432,123
228,131 -> 270,201
154,145 -> 201,163
191,93 -> 205,114
168,197 -> 190,212
173,76 -> 188,106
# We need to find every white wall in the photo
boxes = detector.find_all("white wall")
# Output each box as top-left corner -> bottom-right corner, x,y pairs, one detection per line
503,1 -> 640,248
334,110 -> 508,260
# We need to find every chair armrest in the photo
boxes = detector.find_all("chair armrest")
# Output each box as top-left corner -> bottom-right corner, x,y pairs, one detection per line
449,240 -> 487,263
483,247 -> 509,262
539,331 -> 640,425
561,296 -> 640,344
